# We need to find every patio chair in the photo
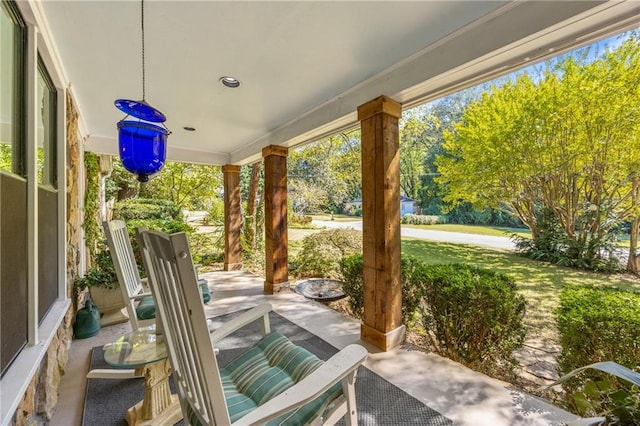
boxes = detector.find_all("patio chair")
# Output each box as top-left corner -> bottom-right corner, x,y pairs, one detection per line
139,228 -> 368,425
102,220 -> 211,332
86,220 -> 209,380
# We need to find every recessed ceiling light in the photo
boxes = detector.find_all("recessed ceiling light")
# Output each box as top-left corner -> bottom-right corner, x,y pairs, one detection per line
183,126 -> 196,131
220,76 -> 240,88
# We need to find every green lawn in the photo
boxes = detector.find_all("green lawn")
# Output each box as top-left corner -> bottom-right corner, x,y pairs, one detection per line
289,226 -> 640,345
404,223 -> 531,238
401,238 -> 640,344
311,214 -> 361,222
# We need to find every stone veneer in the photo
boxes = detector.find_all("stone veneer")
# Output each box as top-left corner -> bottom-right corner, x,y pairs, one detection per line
11,92 -> 82,425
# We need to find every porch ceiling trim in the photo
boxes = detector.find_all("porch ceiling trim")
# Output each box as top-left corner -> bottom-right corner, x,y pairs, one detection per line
230,0 -> 639,166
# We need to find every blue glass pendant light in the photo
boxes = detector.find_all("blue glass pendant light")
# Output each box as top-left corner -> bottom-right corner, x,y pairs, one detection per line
115,0 -> 170,183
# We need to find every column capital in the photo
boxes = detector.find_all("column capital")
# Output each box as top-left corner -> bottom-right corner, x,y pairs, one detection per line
222,165 -> 241,173
357,95 -> 402,122
262,145 -> 288,158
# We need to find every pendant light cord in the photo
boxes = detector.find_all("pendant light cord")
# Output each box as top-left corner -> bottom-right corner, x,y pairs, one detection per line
141,0 -> 146,101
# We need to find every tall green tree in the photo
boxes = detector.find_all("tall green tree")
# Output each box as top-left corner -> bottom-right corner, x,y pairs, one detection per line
288,130 -> 361,213
141,161 -> 222,210
399,111 -> 438,200
438,35 -> 640,269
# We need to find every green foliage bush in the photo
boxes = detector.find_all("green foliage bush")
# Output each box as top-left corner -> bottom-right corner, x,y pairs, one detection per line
83,152 -> 102,257
112,198 -> 182,222
558,286 -> 640,384
557,286 -> 640,423
514,208 -> 621,272
203,198 -> 225,226
445,203 -> 524,228
290,213 -> 313,228
73,243 -> 118,291
293,229 -> 362,278
339,255 -> 364,318
338,254 -> 429,326
417,264 -> 526,378
401,214 -> 445,225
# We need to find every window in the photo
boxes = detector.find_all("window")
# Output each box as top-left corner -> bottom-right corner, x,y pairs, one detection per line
37,57 -> 57,187
0,0 -> 25,176
0,0 -> 27,377
37,56 -> 59,322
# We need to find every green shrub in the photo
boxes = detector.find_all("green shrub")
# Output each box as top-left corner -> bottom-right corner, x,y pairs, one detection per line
401,214 -> 445,225
290,213 -> 313,228
417,264 -> 526,378
293,229 -> 362,278
113,198 -> 182,222
339,255 -> 365,318
203,198 -> 224,226
557,286 -> 640,409
73,242 -> 118,292
338,254 -> 424,326
188,231 -> 224,266
120,218 -> 194,277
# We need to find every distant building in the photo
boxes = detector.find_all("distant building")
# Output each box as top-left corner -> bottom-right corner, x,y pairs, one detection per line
400,196 -> 418,216
345,196 -> 418,216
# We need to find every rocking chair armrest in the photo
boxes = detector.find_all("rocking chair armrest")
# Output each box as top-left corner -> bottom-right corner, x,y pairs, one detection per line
209,303 -> 273,342
233,344 -> 368,426
129,291 -> 152,301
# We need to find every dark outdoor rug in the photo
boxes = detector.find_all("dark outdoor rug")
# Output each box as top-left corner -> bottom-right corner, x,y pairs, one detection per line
83,310 -> 452,426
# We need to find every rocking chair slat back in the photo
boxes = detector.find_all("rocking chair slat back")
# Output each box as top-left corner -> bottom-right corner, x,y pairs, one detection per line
139,230 -> 228,425
103,220 -> 154,331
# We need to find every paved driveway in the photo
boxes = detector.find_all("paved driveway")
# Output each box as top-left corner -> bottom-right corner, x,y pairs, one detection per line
313,220 -> 517,250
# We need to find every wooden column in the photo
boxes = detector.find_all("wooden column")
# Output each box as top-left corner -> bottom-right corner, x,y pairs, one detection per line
357,95 -> 405,351
222,165 -> 242,271
262,145 -> 289,293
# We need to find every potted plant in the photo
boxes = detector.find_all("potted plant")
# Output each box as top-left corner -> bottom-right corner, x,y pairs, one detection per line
74,246 -> 128,326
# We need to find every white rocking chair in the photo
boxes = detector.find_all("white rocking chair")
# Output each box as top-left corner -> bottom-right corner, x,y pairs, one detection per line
87,220 -> 210,380
139,229 -> 368,425
103,220 -> 155,331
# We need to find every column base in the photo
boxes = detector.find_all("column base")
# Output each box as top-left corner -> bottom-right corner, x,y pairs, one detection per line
224,262 -> 243,271
361,323 -> 406,351
264,280 -> 290,294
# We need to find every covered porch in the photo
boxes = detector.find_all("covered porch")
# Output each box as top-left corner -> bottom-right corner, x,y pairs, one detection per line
2,1 -> 640,424
51,269 -> 576,426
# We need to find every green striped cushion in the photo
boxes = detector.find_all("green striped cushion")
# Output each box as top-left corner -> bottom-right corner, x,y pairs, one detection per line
135,284 -> 211,320
220,331 -> 343,425
135,295 -> 156,320
199,279 -> 211,304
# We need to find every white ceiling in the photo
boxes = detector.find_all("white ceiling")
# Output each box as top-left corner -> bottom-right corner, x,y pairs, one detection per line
30,1 -> 640,166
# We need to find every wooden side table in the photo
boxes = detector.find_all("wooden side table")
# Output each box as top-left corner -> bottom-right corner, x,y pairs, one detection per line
103,330 -> 182,426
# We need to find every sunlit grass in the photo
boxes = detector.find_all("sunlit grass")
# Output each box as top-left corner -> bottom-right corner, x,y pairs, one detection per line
402,238 -> 640,343
289,226 -> 640,345
311,214 -> 361,222
403,223 -> 531,238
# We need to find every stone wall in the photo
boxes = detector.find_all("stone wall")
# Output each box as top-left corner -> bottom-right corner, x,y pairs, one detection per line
11,91 -> 82,425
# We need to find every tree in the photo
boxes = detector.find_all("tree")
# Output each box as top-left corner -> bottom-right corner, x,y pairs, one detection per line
243,162 -> 262,251
438,35 -> 640,270
399,111 -> 438,200
105,159 -> 139,201
140,161 -> 222,210
288,130 -> 362,213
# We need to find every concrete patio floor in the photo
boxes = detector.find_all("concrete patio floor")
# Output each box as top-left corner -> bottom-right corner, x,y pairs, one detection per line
50,270 -> 578,426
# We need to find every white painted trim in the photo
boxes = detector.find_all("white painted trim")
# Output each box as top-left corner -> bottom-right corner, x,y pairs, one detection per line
57,87 -> 67,300
0,300 -> 71,426
26,24 -> 39,345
